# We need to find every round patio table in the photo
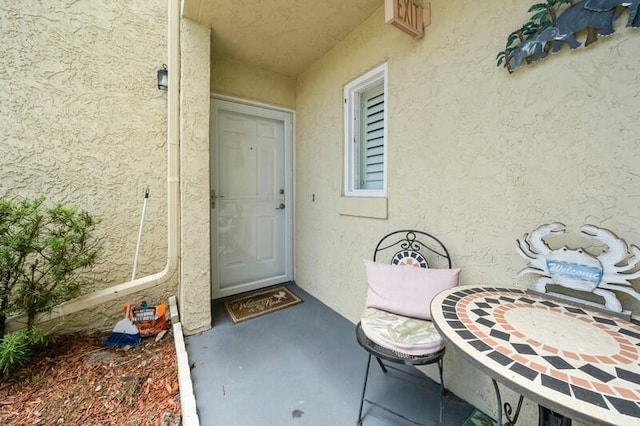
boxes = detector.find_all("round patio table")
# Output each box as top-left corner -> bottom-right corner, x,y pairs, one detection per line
431,285 -> 640,426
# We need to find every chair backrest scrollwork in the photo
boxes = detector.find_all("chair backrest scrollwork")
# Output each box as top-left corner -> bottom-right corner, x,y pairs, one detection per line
373,230 -> 452,270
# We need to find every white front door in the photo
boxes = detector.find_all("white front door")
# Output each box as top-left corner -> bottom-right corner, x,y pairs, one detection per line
210,99 -> 293,299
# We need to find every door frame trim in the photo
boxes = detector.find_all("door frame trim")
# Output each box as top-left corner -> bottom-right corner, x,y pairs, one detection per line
210,94 -> 295,299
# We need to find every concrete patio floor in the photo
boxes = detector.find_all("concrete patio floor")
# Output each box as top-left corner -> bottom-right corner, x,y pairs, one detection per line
185,283 -> 477,425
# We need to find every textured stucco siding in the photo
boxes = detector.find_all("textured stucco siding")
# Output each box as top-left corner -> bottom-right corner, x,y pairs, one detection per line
180,18 -> 212,334
1,0 -> 174,329
210,56 -> 296,109
294,0 -> 640,423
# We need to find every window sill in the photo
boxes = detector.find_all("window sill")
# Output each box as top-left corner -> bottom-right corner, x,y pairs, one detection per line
338,196 -> 388,219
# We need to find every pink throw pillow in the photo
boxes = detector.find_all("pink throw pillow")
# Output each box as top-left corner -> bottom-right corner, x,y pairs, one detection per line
364,260 -> 460,320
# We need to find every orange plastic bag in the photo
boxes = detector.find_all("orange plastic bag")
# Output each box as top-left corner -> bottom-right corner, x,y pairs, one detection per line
123,302 -> 170,338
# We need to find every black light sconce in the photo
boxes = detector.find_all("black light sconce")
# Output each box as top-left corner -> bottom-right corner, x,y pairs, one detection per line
157,64 -> 168,90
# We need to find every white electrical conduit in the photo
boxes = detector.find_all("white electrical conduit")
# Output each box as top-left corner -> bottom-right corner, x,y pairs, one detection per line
131,188 -> 149,281
6,0 -> 181,331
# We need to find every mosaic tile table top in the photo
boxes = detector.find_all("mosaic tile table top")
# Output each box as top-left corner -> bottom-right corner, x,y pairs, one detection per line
431,285 -> 640,426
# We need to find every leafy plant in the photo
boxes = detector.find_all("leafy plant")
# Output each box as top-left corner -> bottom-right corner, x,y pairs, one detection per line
0,327 -> 50,375
0,197 -> 102,336
26,324 -> 49,346
0,329 -> 31,373
0,329 -> 30,374
0,198 -> 38,337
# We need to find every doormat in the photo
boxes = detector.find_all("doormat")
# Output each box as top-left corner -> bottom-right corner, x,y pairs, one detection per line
223,286 -> 302,323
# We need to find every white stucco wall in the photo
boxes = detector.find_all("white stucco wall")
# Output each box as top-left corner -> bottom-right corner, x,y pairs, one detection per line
1,0 -> 175,329
210,56 -> 296,109
180,17 -> 212,334
294,0 -> 640,422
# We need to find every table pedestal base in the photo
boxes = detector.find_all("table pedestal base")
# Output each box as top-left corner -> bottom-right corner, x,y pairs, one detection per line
492,379 -> 572,426
492,379 -> 523,425
538,406 -> 572,426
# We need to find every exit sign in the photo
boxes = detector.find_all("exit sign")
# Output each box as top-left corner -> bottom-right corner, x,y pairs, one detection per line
385,0 -> 430,39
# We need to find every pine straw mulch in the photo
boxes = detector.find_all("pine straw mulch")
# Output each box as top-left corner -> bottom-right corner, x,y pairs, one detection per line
0,330 -> 181,426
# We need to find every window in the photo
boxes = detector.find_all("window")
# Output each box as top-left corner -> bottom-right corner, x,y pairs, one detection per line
344,63 -> 388,197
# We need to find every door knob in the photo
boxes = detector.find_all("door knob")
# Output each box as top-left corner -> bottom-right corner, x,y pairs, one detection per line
276,203 -> 285,210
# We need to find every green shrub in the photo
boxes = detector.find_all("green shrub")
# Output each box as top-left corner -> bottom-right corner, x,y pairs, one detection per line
0,329 -> 32,374
0,327 -> 49,375
0,197 -> 101,336
26,325 -> 49,346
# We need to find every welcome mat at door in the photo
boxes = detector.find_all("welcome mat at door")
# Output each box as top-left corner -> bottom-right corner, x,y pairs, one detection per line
223,286 -> 302,323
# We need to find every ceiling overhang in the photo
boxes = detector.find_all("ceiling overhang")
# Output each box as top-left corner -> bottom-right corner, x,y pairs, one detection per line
183,0 -> 382,77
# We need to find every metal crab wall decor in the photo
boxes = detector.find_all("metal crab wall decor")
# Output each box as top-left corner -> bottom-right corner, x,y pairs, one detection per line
516,222 -> 640,313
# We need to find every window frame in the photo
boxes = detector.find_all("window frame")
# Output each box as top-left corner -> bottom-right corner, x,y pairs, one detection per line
343,63 -> 388,197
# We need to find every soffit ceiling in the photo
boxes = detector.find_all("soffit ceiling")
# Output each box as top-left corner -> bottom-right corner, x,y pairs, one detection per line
183,0 -> 383,77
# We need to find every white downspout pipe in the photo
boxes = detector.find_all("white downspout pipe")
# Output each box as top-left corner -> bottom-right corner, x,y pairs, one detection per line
6,0 -> 181,331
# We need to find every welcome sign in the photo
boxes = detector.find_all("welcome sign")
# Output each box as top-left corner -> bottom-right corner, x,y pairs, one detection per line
517,223 -> 640,315
546,260 -> 603,284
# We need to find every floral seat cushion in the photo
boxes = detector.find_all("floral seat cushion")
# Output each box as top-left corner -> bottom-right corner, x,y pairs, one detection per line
360,307 -> 444,356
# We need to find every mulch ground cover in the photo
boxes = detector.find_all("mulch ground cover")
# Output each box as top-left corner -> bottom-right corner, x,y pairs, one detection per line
0,330 -> 181,425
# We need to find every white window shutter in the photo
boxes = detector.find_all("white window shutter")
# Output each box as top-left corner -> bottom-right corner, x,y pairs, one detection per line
343,62 -> 387,197
360,84 -> 385,190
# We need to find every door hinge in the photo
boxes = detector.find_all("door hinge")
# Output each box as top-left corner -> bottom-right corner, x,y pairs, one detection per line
211,189 -> 223,208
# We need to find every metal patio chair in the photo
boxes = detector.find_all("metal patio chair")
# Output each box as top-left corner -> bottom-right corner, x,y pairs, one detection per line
355,230 -> 458,426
